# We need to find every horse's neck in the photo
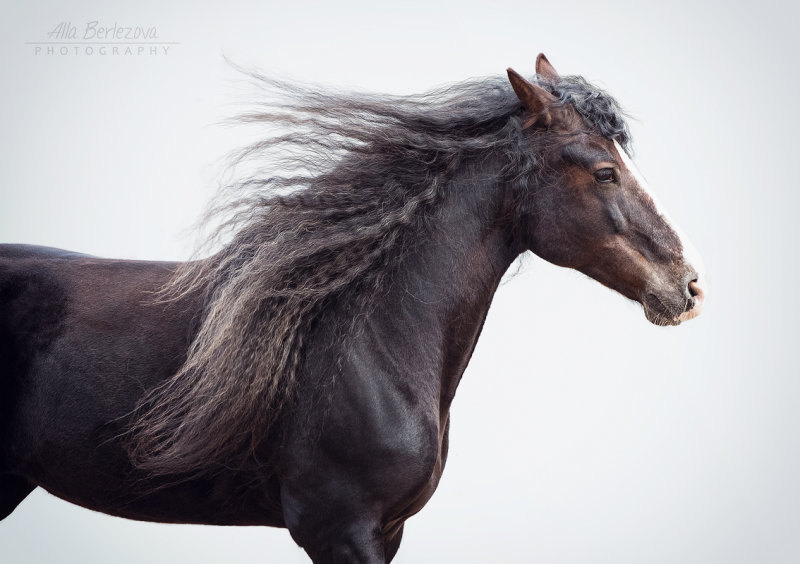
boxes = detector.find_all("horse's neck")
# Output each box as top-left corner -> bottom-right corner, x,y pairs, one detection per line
369,167 -> 521,413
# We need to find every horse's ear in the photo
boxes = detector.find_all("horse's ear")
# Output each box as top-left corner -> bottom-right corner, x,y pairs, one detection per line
535,53 -> 561,84
507,67 -> 557,128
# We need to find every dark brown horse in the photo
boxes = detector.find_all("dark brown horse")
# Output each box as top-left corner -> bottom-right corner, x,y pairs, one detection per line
0,55 -> 705,562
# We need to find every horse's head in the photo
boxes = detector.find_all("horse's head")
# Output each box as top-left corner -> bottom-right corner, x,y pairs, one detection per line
508,55 -> 705,326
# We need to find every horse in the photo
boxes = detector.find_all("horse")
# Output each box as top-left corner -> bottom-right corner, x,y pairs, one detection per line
0,54 -> 706,562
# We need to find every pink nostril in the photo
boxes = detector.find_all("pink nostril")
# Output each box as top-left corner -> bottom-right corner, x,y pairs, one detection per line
677,278 -> 706,321
688,280 -> 705,303
677,277 -> 707,322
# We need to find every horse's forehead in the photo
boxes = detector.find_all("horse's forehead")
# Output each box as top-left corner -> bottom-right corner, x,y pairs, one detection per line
612,141 -> 649,195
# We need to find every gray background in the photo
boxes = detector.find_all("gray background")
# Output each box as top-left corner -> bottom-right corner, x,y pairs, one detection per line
1,0 -> 798,562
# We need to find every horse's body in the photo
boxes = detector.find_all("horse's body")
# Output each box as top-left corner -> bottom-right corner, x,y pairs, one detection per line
0,55 -> 706,562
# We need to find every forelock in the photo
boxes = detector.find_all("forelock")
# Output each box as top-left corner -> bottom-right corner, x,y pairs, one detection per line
538,74 -> 632,152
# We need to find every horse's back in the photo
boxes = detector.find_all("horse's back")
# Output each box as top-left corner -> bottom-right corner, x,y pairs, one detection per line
0,244 -> 98,402
0,244 -> 288,525
0,244 -> 89,512
0,244 -> 76,447
0,243 -> 95,261
0,244 -> 186,473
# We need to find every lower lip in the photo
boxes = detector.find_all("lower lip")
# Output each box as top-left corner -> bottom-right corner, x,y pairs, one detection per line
676,298 -> 704,322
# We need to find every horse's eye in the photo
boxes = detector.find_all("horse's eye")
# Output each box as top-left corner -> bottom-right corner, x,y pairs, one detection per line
594,168 -> 616,183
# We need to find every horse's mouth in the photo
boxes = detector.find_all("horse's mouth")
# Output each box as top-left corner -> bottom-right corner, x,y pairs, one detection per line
642,293 -> 691,327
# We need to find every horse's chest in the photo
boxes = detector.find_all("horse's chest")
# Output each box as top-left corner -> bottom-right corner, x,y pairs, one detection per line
281,371 -> 447,524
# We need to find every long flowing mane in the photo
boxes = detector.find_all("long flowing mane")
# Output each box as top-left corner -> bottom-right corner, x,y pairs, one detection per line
127,69 -> 631,478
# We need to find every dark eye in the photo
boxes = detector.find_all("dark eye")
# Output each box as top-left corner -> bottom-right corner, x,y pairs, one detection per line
594,168 -> 616,183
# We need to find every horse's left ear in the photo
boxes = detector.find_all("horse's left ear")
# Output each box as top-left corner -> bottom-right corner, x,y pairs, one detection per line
535,53 -> 561,84
507,67 -> 558,128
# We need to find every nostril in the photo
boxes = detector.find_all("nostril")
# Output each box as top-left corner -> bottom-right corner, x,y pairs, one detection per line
688,279 -> 704,303
688,278 -> 700,297
678,277 -> 706,321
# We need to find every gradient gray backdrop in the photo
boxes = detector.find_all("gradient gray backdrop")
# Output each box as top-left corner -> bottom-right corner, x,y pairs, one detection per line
1,1 -> 798,562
